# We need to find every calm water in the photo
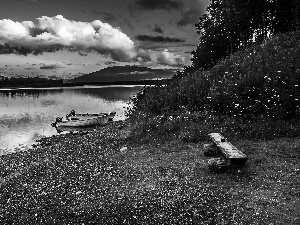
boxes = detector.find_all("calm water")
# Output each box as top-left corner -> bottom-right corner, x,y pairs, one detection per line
0,85 -> 143,155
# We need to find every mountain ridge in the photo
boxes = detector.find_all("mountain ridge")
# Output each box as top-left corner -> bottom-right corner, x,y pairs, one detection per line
69,65 -> 176,83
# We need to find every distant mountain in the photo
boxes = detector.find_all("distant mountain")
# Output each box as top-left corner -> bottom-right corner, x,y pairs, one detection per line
68,65 -> 176,83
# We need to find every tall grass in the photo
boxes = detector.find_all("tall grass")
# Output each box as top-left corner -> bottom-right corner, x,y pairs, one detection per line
126,32 -> 300,143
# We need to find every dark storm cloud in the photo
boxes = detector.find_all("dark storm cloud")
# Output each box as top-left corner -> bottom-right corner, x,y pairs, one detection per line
92,10 -> 116,22
122,17 -> 134,30
91,10 -> 101,15
91,11 -> 133,30
137,42 -> 193,53
177,0 -> 209,27
135,0 -> 183,11
91,10 -> 116,23
153,24 -> 163,33
136,34 -> 184,43
24,0 -> 38,3
103,12 -> 117,22
177,9 -> 197,27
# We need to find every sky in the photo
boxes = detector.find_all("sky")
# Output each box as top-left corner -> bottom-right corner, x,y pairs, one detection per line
0,0 -> 210,79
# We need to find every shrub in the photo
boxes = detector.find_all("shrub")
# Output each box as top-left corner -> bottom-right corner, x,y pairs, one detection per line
127,31 -> 300,141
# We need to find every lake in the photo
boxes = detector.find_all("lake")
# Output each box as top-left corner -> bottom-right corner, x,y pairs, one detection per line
0,85 -> 143,156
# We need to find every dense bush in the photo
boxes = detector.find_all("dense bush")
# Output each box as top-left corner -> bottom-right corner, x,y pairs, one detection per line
209,32 -> 300,121
127,69 -> 211,117
127,32 -> 300,142
129,32 -> 300,121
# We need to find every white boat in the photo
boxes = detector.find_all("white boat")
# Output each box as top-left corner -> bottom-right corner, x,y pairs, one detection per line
66,110 -> 116,120
51,111 -> 116,128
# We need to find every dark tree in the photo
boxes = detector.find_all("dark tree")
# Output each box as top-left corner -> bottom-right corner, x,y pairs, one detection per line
192,0 -> 300,70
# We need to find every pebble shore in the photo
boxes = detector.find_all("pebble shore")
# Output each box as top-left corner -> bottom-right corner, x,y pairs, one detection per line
0,121 -> 299,224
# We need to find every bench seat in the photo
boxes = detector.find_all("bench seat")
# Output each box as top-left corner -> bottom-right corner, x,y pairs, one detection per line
208,133 -> 248,165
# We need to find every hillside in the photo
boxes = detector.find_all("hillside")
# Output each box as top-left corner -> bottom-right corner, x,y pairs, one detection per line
69,65 -> 175,83
127,31 -> 300,142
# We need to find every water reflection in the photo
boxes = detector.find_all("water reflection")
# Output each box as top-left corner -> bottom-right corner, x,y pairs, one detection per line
0,85 -> 142,155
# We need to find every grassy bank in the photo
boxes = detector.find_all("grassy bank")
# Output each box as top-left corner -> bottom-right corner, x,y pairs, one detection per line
126,31 -> 300,143
0,121 -> 299,224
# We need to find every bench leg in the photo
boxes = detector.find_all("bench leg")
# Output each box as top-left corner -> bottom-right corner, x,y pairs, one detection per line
203,143 -> 221,156
208,157 -> 231,172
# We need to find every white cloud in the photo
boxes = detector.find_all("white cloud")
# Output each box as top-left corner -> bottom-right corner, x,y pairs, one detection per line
0,15 -> 186,67
157,49 -> 186,66
0,15 -> 136,61
137,49 -> 185,67
0,19 -> 29,38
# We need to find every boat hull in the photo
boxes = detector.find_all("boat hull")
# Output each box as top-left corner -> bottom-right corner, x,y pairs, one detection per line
53,112 -> 116,128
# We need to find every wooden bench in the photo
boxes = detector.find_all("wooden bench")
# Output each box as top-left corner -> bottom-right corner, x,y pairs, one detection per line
208,133 -> 248,165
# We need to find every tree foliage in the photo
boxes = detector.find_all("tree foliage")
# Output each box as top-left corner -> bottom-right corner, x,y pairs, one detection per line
0,76 -> 63,87
192,0 -> 300,70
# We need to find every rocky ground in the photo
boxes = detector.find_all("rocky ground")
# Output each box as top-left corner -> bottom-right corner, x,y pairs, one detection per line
0,121 -> 299,224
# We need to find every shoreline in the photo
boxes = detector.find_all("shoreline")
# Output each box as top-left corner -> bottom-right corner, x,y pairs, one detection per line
0,84 -> 144,91
0,121 -> 299,224
0,79 -> 170,90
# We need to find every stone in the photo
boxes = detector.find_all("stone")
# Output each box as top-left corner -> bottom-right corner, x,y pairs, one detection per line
120,146 -> 128,153
208,157 -> 230,173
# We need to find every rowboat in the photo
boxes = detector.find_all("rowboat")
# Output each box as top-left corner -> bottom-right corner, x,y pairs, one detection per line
51,111 -> 116,128
66,110 -> 116,120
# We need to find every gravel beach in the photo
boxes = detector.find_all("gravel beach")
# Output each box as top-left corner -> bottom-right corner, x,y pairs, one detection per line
0,121 -> 299,224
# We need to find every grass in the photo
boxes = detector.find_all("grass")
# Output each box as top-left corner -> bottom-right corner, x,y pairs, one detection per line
0,121 -> 299,224
127,31 -> 300,128
126,111 -> 300,146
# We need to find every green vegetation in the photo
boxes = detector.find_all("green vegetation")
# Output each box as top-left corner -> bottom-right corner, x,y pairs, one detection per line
127,31 -> 300,143
125,0 -> 300,143
192,0 -> 300,70
127,0 -> 300,143
0,76 -> 64,88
